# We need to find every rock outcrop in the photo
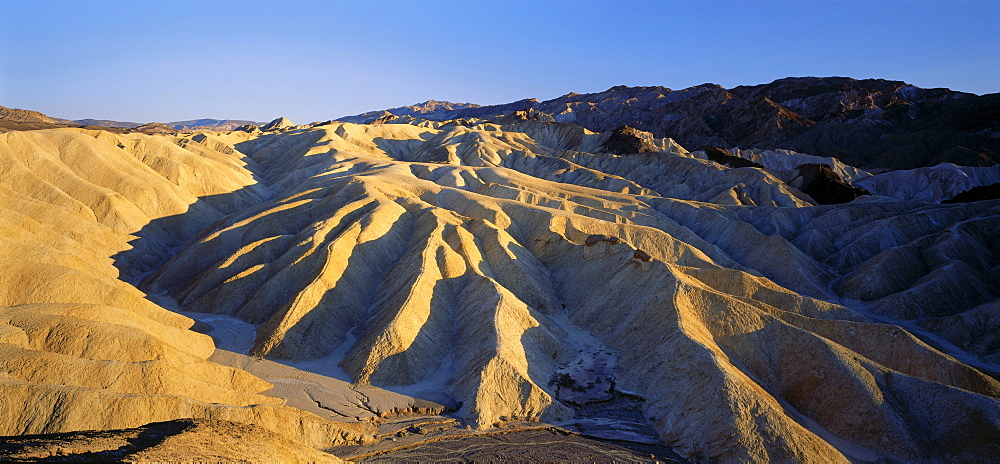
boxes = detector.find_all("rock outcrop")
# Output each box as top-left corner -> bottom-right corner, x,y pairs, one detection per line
789,163 -> 871,204
600,125 -> 659,154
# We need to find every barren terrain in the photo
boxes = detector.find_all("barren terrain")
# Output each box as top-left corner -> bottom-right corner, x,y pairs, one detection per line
1,83 -> 998,461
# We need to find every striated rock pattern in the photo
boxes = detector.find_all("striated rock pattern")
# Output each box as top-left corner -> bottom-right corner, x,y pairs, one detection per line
1,117 -> 999,461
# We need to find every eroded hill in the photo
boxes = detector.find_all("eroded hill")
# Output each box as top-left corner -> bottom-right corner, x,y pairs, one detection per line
1,115 -> 999,461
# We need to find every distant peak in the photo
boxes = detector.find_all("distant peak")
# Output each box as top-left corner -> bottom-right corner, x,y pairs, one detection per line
408,100 -> 481,111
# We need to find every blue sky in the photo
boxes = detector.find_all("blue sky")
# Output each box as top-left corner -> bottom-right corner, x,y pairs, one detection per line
2,1 -> 998,123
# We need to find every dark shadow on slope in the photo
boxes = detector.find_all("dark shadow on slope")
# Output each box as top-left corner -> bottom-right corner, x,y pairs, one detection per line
111,181 -> 275,286
0,420 -> 191,462
108,176 -> 469,419
249,202 -> 415,363
342,277 -> 461,408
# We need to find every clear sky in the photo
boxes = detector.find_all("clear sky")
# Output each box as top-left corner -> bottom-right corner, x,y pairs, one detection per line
2,0 -> 998,123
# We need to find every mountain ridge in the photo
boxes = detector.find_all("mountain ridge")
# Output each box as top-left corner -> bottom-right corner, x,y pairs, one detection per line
0,106 -> 265,132
336,76 -> 999,170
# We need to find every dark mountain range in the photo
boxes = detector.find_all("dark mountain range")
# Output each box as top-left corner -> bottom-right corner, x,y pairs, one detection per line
340,77 -> 1000,170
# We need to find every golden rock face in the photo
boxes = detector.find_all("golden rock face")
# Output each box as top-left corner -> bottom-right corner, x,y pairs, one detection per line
1,122 -> 998,461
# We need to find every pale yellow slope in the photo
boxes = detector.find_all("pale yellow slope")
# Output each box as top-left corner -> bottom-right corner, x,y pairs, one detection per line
0,128 -> 371,448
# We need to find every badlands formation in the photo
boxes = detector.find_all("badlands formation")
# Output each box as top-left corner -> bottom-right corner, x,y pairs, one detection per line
1,97 -> 999,461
